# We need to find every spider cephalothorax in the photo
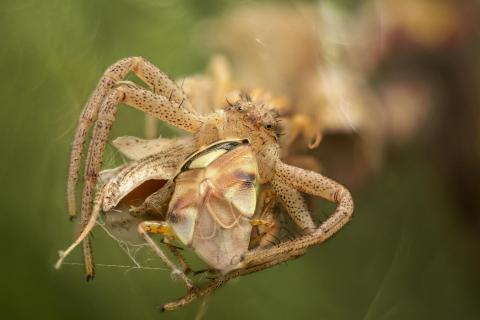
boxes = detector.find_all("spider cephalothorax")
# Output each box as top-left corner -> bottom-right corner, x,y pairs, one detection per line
195,97 -> 284,183
57,56 -> 354,311
223,97 -> 282,141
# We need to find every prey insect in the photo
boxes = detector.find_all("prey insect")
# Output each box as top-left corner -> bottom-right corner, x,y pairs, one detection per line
56,136 -> 271,284
56,56 -> 354,311
167,139 -> 258,272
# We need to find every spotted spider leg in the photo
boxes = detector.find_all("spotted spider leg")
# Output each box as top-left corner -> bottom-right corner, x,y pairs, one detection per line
242,161 -> 354,266
68,56 -> 198,219
58,141 -> 198,288
271,180 -> 316,232
161,248 -> 306,311
160,161 -> 353,311
57,183 -> 195,288
68,57 -> 204,279
249,187 -> 281,249
83,83 -> 203,279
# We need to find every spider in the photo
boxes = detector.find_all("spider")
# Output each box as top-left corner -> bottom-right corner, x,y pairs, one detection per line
58,56 -> 354,311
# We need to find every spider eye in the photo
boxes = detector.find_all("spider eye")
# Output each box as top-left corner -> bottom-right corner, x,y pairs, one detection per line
265,124 -> 273,129
237,106 -> 243,112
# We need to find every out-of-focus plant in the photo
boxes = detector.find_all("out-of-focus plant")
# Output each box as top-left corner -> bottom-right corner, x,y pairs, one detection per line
188,0 -> 480,233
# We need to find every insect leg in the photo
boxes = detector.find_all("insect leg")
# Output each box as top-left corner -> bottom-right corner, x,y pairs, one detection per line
249,188 -> 281,249
282,114 -> 322,150
163,241 -> 192,274
138,221 -> 194,289
68,59 -> 131,219
161,161 -> 351,312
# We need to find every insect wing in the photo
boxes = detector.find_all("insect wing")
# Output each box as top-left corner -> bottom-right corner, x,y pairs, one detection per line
167,142 -> 259,270
167,169 -> 201,246
205,144 -> 258,220
193,202 -> 252,271
193,144 -> 258,270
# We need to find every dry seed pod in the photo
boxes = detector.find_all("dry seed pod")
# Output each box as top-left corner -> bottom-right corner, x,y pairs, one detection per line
168,139 -> 258,272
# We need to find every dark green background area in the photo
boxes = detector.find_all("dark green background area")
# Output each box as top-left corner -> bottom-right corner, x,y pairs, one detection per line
1,0 -> 478,319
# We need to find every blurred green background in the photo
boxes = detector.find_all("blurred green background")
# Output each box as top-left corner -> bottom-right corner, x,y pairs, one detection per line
1,0 -> 479,319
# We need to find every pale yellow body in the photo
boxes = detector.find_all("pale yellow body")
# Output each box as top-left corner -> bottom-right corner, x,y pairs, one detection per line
168,140 -> 258,272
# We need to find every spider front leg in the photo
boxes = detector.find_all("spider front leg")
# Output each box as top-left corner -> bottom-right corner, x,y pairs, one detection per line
242,161 -> 354,267
68,56 -> 198,219
161,186 -> 312,311
162,162 -> 354,310
79,82 -> 203,279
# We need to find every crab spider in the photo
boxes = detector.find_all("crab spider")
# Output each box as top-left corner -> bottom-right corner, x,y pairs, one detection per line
59,56 -> 354,310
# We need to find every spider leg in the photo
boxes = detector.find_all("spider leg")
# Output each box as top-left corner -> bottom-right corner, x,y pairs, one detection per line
160,248 -> 305,312
77,89 -> 122,279
138,221 -> 194,289
163,241 -> 191,274
55,189 -> 104,278
242,161 -> 354,267
68,56 -> 199,219
271,180 -> 316,231
161,182 -> 319,311
283,114 -> 322,150
161,160 -> 354,310
80,82 -> 203,279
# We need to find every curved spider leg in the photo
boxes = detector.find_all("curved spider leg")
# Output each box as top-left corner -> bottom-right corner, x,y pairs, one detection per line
242,161 -> 354,267
68,56 -> 194,219
271,180 -> 316,232
138,221 -> 194,289
160,249 -> 305,312
162,185 -> 315,311
79,82 -> 203,279
68,58 -> 135,219
161,161 -> 354,310
283,114 -> 323,150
